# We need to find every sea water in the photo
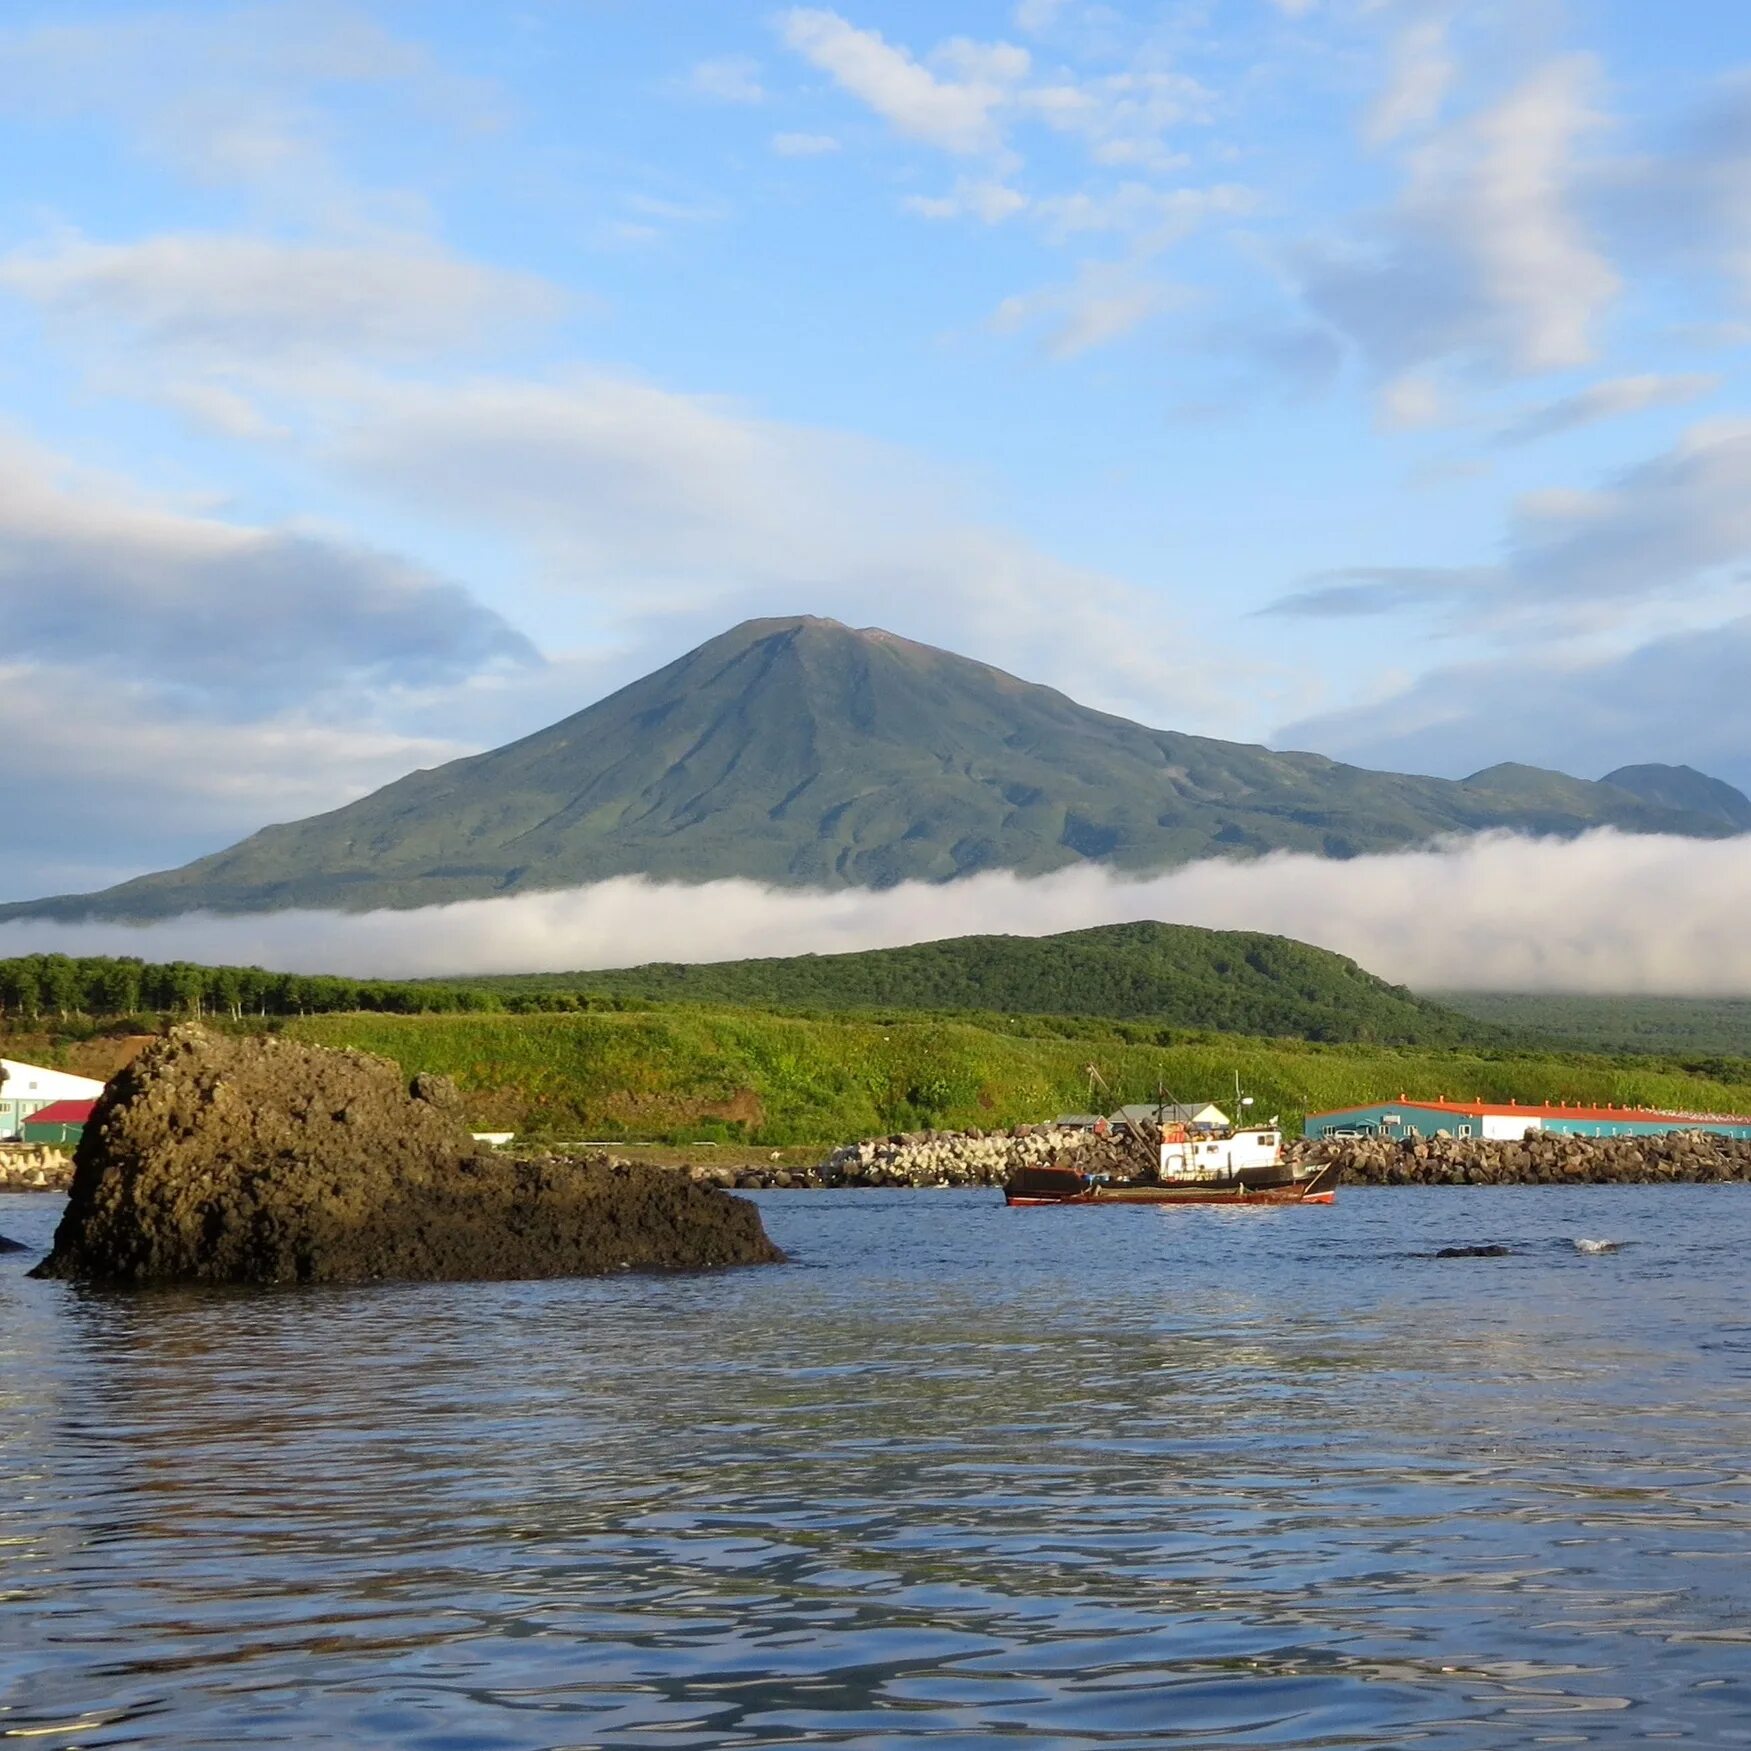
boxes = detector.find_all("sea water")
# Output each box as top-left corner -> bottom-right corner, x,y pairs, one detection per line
3,1185 -> 1749,1748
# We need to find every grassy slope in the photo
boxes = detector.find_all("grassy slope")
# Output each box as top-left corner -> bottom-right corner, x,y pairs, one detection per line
7,617 -> 1730,919
1435,991 -> 1751,1059
285,1008 -> 1751,1145
465,922 -> 1492,1046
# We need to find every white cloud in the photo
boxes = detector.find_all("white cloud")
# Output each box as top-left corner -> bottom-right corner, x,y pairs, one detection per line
685,56 -> 766,105
1494,373 -> 1719,446
904,179 -> 1028,223
311,370 -> 1205,726
1269,0 -> 1318,16
1012,0 -> 1068,31
1297,56 -> 1619,380
0,3 -> 497,224
0,425 -> 534,705
1276,614 -> 1751,795
0,233 -> 562,364
991,261 -> 1182,357
13,833 -> 1751,995
1377,371 -> 1448,428
1464,59 -> 1619,370
1508,419 -> 1751,606
1270,420 -> 1751,626
1021,69 -> 1212,170
1031,181 -> 1253,244
1592,71 -> 1751,311
778,9 -> 1017,155
0,664 -> 467,901
771,131 -> 841,156
776,8 -> 1211,180
1366,12 -> 1456,146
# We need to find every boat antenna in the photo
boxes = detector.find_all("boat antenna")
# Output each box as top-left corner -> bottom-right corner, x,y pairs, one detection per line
1154,1076 -> 1187,1124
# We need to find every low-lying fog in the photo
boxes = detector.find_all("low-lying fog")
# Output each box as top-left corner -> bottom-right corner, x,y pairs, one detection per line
1,830 -> 1743,994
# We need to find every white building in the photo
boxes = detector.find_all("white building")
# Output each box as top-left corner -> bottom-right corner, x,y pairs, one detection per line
0,1059 -> 106,1140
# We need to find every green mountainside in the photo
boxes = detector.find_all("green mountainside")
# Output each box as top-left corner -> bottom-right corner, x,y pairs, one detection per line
481,922 -> 1490,1045
1600,764 -> 1751,830
1434,990 -> 1751,1059
5,616 -> 1742,920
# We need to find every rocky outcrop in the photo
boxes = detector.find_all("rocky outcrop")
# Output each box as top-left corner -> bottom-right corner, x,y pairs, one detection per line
1291,1130 -> 1751,1185
0,1231 -> 28,1253
32,1027 -> 781,1285
0,1146 -> 73,1192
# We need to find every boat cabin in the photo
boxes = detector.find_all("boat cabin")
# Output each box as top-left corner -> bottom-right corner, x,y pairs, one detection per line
1160,1124 -> 1282,1181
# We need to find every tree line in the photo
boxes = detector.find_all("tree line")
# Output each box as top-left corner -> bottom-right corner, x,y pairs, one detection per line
0,954 -> 636,1024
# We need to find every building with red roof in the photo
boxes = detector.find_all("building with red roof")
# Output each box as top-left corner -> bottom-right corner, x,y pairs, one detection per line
19,1099 -> 96,1146
1305,1097 -> 1751,1143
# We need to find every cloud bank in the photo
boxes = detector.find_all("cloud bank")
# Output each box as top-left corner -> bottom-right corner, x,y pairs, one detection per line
5,830 -> 1749,995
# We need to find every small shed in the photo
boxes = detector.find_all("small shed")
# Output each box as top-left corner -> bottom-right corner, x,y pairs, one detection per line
1109,1101 -> 1229,1133
20,1099 -> 96,1147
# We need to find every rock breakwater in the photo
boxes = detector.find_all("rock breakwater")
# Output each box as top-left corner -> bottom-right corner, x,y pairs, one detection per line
33,1027 -> 782,1285
673,1125 -> 1751,1190
1294,1130 -> 1751,1185
0,1146 -> 73,1192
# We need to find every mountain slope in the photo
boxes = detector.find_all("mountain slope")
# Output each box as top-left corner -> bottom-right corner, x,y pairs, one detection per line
3,616 -> 1738,920
1600,763 -> 1751,830
477,921 -> 1497,1045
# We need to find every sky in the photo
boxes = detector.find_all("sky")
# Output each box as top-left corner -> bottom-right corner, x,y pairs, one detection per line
4,0 -> 1751,906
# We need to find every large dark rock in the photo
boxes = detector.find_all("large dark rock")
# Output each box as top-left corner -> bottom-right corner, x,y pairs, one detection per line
31,1027 -> 781,1286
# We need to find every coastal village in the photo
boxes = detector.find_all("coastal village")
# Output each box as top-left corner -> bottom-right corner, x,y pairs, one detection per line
12,1040 -> 1751,1198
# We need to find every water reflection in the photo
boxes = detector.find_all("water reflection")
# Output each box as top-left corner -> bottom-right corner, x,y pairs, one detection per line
4,1186 -> 1751,1747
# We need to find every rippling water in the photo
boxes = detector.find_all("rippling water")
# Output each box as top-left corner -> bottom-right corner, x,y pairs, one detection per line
5,1185 -> 1751,1748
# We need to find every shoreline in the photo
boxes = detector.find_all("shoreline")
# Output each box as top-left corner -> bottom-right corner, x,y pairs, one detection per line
14,1126 -> 1751,1200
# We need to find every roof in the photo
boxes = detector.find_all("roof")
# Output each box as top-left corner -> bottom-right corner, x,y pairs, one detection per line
1110,1102 -> 1226,1125
23,1099 -> 96,1126
1311,1097 -> 1751,1127
1,1059 -> 106,1098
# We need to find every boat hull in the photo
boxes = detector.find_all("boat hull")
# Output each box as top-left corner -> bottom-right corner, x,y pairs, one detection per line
1004,1162 -> 1339,1208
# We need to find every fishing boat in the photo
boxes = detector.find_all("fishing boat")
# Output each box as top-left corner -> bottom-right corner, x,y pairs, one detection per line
1003,1116 -> 1338,1208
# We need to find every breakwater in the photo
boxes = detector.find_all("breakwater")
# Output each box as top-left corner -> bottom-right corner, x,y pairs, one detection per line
0,1147 -> 71,1193
656,1125 -> 1751,1189
1303,1129 -> 1751,1185
15,1125 -> 1751,1200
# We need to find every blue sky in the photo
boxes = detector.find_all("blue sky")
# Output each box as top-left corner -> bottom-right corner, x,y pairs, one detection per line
3,0 -> 1750,901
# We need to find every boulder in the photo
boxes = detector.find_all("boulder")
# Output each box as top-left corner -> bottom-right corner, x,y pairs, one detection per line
0,1232 -> 28,1254
31,1026 -> 782,1286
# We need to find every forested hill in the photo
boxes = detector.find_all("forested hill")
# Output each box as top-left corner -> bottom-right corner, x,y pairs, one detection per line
479,923 -> 1493,1045
1,924 -> 1488,1045
1434,991 -> 1751,1059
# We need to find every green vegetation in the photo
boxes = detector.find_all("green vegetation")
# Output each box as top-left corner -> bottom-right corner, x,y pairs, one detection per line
282,1007 -> 1751,1145
1436,991 -> 1751,1059
0,924 -> 1493,1045
1601,763 -> 1751,829
0,952 -> 647,1025
11,933 -> 1751,1150
9,938 -> 1750,1148
485,922 -> 1489,1045
4,616 -> 1738,921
